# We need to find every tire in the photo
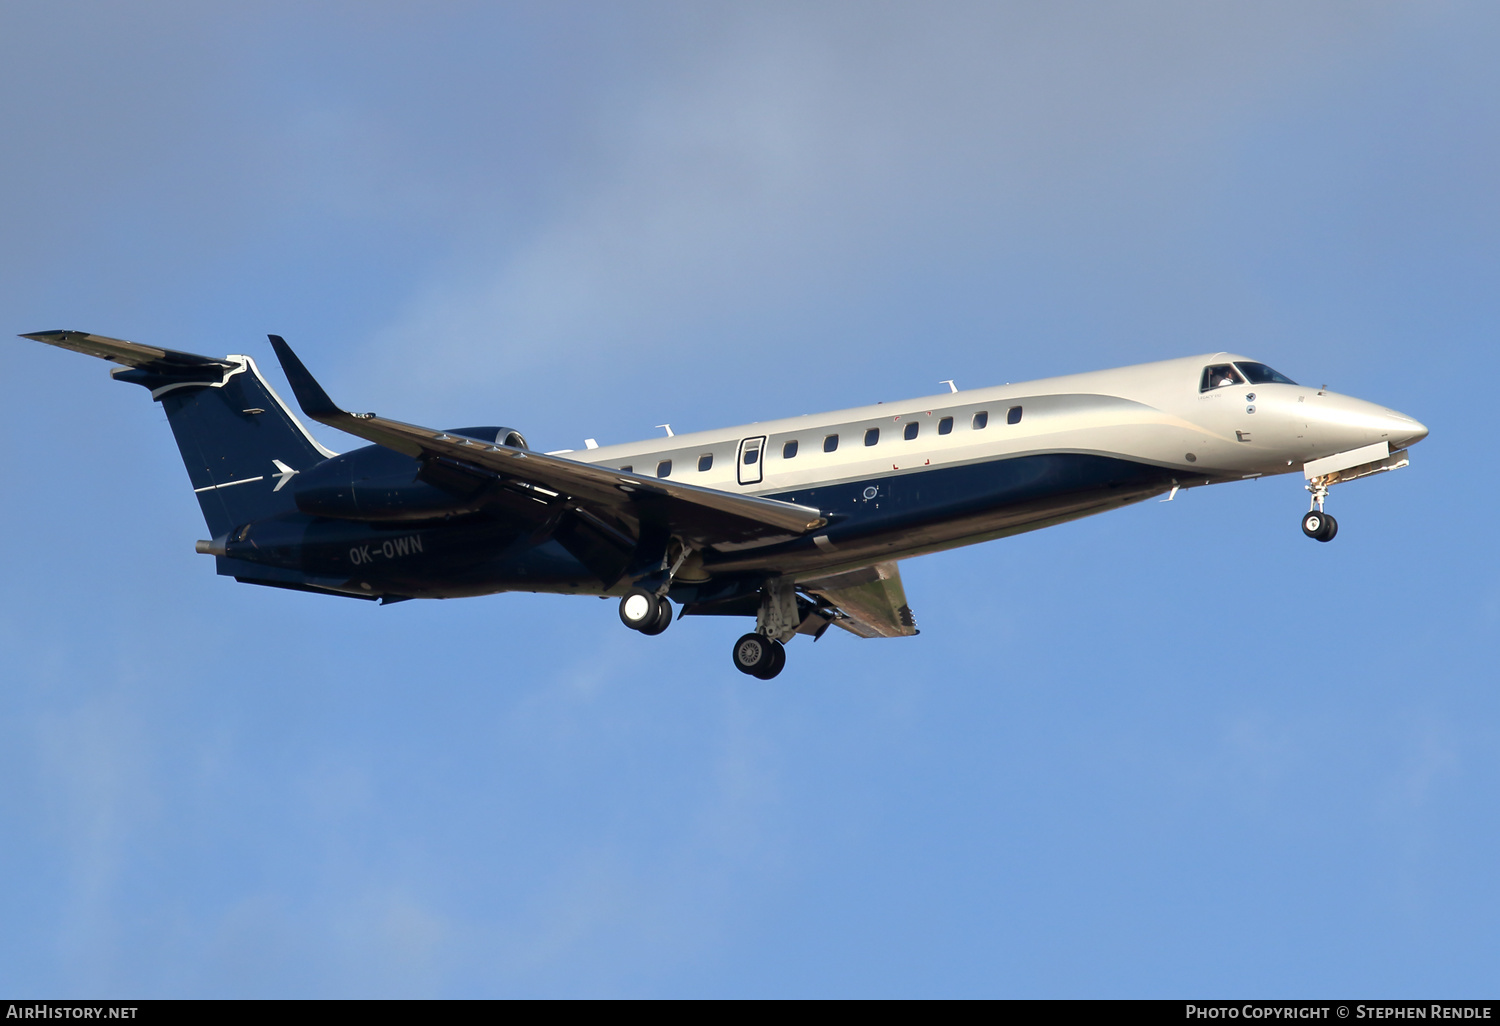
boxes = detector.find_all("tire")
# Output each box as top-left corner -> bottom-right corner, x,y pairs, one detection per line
1317,513 -> 1338,542
732,633 -> 773,675
640,596 -> 674,635
1301,511 -> 1326,539
619,588 -> 660,631
754,640 -> 786,680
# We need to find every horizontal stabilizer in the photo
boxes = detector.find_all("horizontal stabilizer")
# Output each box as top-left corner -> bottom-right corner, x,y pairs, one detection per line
19,330 -> 235,372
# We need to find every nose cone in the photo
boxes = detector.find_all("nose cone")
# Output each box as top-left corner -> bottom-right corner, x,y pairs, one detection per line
1384,410 -> 1428,450
1306,393 -> 1428,453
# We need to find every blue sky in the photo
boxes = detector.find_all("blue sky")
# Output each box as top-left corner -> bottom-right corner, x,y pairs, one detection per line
1,1 -> 1496,997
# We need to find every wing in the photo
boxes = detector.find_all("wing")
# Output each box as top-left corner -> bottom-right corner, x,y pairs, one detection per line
267,335 -> 827,548
801,561 -> 919,638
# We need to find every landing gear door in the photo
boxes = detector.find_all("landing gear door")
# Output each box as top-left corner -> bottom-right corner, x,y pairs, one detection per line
737,436 -> 766,486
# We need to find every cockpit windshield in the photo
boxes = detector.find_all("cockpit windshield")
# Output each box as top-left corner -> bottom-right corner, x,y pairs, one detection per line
1200,364 -> 1245,391
1235,361 -> 1297,386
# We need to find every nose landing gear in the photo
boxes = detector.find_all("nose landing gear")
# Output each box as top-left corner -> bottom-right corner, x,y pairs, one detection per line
1301,480 -> 1338,542
1301,509 -> 1338,542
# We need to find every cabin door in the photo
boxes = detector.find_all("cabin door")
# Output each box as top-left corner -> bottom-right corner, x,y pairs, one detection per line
737,436 -> 766,485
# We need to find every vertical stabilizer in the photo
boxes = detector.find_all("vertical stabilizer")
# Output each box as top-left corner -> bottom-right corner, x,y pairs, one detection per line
19,331 -> 337,536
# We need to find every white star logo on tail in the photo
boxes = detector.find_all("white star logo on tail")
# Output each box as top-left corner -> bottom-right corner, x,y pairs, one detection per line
271,460 -> 299,492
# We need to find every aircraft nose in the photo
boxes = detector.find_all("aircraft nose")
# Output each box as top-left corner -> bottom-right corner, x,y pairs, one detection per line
1385,411 -> 1428,449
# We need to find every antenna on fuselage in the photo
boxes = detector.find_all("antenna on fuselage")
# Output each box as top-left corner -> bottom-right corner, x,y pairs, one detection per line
656,424 -> 674,437
940,380 -> 958,393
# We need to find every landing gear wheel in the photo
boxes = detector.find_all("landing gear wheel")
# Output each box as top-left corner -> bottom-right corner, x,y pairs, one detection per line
754,640 -> 787,680
1301,510 -> 1338,542
640,596 -> 674,636
619,588 -> 661,631
732,633 -> 775,676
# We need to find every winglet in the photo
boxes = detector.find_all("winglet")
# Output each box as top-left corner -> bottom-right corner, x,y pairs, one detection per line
267,334 -> 345,422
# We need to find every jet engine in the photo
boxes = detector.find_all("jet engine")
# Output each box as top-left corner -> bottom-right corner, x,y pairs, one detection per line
293,425 -> 529,522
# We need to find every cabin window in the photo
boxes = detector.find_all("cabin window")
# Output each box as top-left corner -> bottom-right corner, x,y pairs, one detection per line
783,440 -> 798,459
973,411 -> 989,429
904,421 -> 919,441
864,428 -> 880,446
938,416 -> 953,435
742,448 -> 759,465
698,453 -> 713,472
1200,364 -> 1245,391
620,465 -> 632,473
1007,406 -> 1023,425
824,434 -> 839,453
656,460 -> 672,478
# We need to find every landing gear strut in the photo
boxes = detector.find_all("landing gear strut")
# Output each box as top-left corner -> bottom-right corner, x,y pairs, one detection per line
1302,479 -> 1338,542
729,577 -> 800,679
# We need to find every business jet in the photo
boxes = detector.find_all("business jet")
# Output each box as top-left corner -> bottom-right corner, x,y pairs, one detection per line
18,330 -> 1427,678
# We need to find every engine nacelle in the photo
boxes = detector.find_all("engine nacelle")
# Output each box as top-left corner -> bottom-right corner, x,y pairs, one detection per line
293,426 -> 527,522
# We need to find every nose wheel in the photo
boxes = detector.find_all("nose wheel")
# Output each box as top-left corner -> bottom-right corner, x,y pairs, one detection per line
1301,509 -> 1338,542
1302,479 -> 1338,542
732,633 -> 786,679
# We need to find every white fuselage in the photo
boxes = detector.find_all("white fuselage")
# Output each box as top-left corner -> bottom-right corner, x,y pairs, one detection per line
572,352 -> 1424,500
542,352 -> 1427,583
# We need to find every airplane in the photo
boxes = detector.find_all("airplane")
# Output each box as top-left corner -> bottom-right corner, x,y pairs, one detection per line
18,330 -> 1428,678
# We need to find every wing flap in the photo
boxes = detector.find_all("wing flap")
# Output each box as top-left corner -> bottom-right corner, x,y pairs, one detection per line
267,335 -> 828,545
801,561 -> 919,638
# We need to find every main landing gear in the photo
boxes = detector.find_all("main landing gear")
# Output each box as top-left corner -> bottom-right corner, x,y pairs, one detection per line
732,633 -> 786,680
619,587 -> 673,635
729,576 -> 802,680
1301,479 -> 1338,542
621,565 -> 807,681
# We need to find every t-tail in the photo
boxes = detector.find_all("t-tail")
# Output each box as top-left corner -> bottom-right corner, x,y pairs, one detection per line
19,330 -> 335,536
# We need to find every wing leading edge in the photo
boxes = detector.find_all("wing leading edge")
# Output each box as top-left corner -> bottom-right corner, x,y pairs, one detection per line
266,335 -> 828,548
